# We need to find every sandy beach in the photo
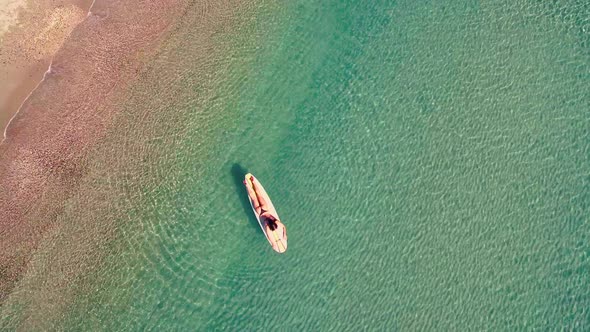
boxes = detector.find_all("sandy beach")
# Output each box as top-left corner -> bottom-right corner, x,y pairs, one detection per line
0,0 -> 93,132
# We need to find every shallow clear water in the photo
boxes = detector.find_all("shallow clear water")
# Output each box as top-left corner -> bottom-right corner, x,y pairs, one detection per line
2,0 -> 589,330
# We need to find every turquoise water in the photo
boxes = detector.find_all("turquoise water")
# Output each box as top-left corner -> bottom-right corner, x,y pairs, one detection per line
2,0 -> 589,330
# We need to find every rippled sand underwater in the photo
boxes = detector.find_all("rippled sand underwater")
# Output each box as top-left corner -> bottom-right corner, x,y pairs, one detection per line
1,0 -> 589,330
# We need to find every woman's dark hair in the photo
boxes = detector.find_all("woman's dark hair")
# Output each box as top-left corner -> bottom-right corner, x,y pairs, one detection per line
265,215 -> 278,231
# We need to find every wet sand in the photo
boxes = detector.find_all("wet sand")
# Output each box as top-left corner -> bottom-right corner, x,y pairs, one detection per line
0,0 -> 189,304
0,0 -> 94,132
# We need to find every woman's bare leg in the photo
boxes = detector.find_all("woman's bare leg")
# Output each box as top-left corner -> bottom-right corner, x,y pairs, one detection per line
250,176 -> 270,211
245,179 -> 262,215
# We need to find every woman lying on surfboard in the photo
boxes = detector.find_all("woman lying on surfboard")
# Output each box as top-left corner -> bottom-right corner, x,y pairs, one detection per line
243,174 -> 287,252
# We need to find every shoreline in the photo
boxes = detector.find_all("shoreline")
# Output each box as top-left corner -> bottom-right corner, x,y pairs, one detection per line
2,62 -> 53,141
0,0 -> 95,136
0,0 -> 187,308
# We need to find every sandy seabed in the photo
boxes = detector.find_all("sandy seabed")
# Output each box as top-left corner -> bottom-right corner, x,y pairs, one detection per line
0,0 -> 186,306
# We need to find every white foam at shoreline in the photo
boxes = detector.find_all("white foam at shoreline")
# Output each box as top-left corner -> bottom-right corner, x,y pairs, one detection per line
2,0 -> 97,142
